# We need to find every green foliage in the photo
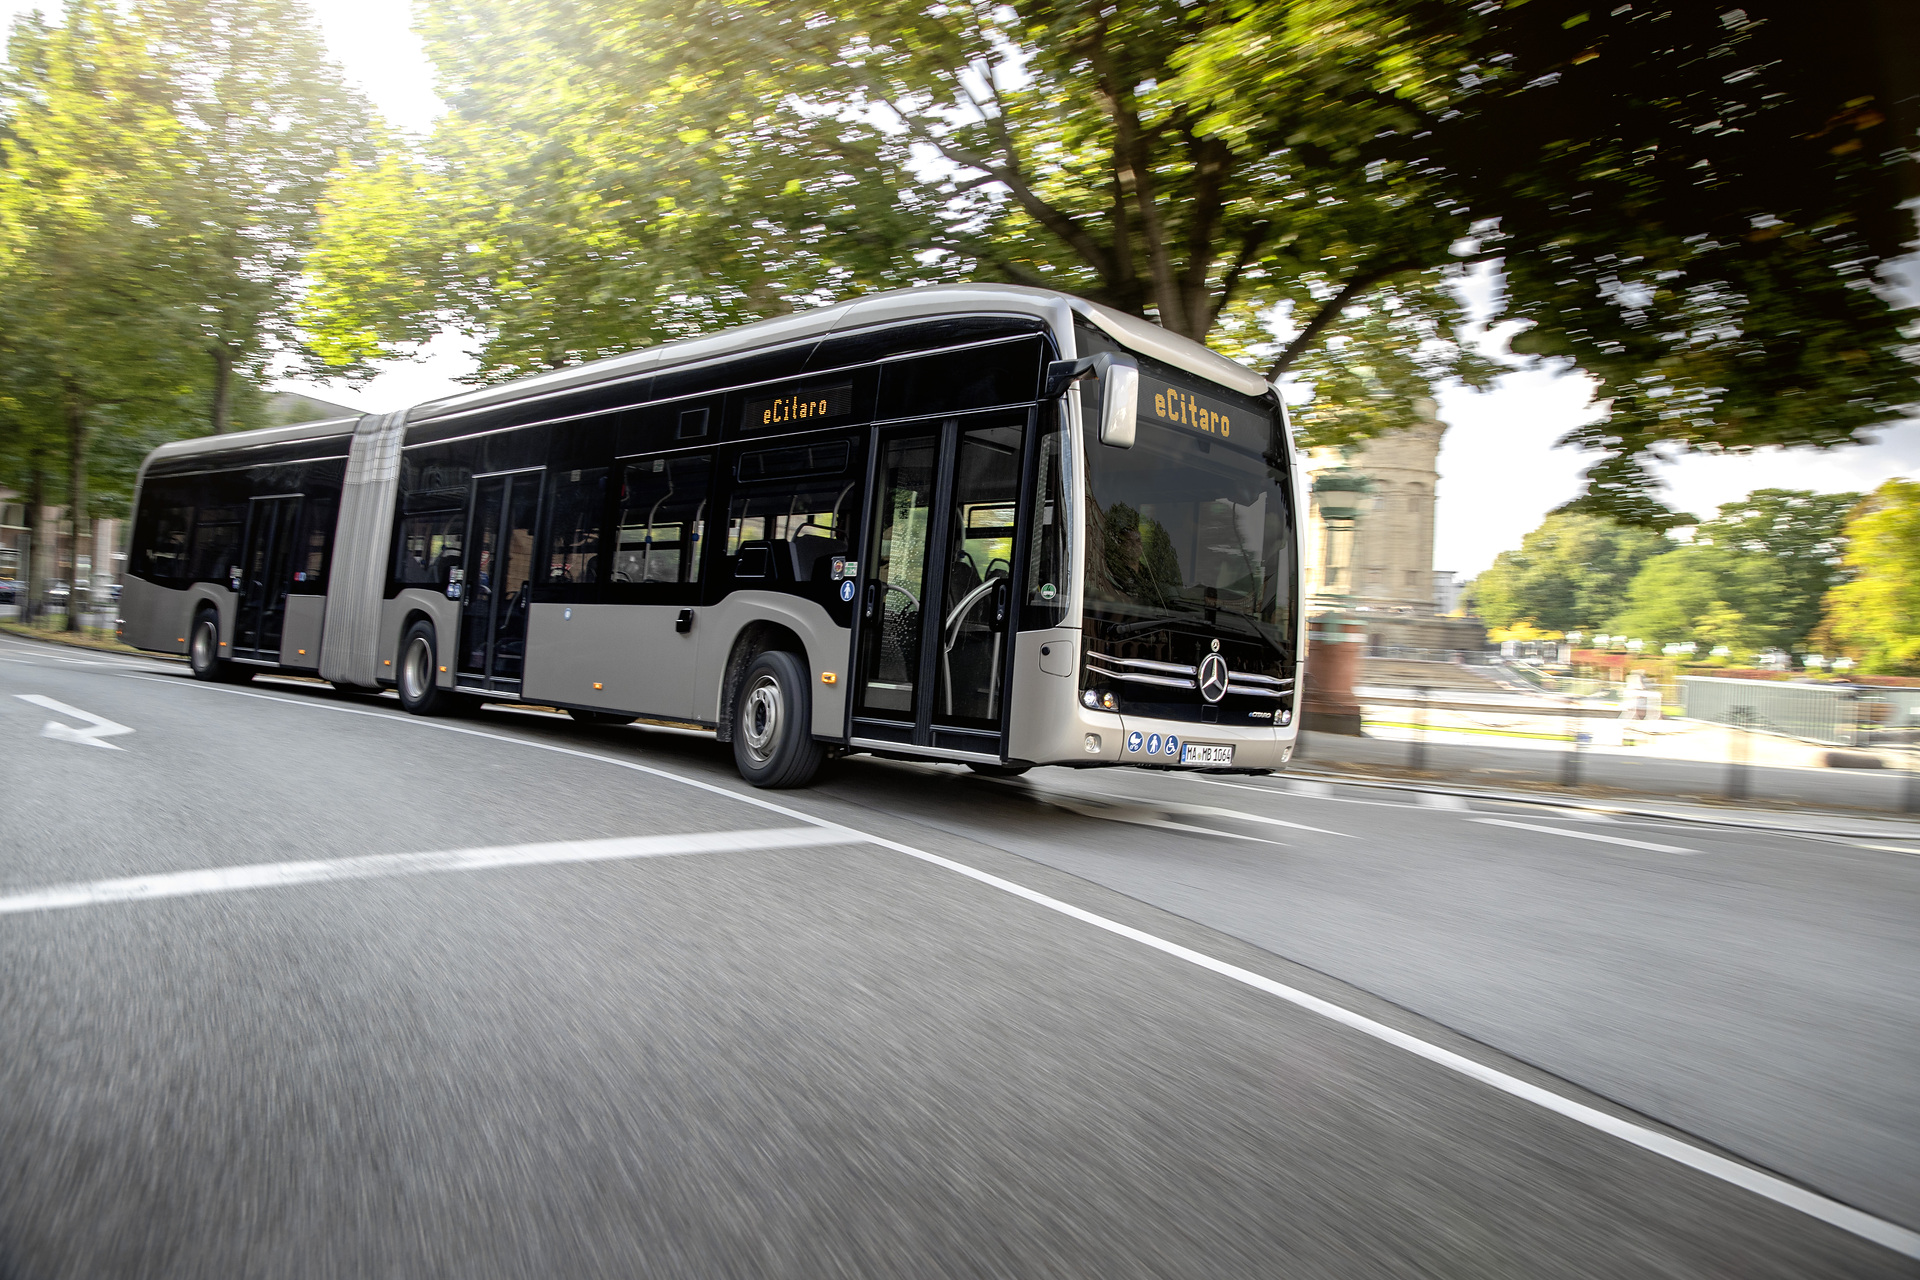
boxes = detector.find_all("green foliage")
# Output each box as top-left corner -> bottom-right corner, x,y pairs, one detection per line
303,0 -> 1916,516
1607,488 -> 1858,652
0,2 -> 202,484
1607,548 -> 1752,652
134,0 -> 371,429
1466,513 -> 1671,632
1822,480 -> 1920,674
0,0 -> 363,555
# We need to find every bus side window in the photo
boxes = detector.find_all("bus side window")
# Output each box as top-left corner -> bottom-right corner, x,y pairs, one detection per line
615,454 -> 711,587
132,479 -> 195,587
393,510 -> 464,588
544,467 -> 607,587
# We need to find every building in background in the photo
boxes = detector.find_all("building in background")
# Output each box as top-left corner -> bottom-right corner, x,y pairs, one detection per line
1301,398 -> 1487,657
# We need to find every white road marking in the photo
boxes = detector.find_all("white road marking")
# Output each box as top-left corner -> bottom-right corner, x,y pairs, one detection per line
1420,792 -> 1470,810
15,693 -> 134,750
1470,816 -> 1697,854
1064,789 -> 1353,839
112,671 -> 1920,1258
0,827 -> 854,915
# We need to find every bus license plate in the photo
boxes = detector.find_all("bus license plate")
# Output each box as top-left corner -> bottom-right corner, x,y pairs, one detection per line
1181,743 -> 1234,766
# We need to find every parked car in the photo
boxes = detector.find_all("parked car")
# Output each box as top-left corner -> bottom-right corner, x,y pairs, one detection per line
0,579 -> 21,604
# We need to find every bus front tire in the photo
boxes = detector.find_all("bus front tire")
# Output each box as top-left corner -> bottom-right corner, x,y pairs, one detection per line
188,609 -> 237,682
732,650 -> 822,789
397,621 -> 457,716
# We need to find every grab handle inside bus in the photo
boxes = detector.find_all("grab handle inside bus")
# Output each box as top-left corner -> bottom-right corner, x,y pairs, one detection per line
1046,352 -> 1138,449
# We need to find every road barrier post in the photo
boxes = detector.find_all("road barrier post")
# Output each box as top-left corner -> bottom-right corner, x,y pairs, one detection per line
1727,705 -> 1754,801
1409,686 -> 1429,773
1561,712 -> 1583,787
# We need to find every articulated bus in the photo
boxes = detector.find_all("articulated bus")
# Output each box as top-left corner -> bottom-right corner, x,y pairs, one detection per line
122,285 -> 1305,787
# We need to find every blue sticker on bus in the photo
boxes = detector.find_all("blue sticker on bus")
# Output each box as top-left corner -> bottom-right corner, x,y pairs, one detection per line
1146,733 -> 1162,755
1126,731 -> 1143,753
838,579 -> 857,602
1165,735 -> 1180,757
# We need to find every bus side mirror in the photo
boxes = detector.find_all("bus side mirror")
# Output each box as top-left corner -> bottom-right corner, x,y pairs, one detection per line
1045,352 -> 1138,449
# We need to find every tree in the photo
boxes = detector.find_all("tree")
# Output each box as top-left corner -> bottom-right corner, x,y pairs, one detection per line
1466,513 -> 1672,632
1821,480 -> 1920,674
1689,489 -> 1859,651
1607,548 -> 1754,652
303,0 -> 1917,515
1606,488 -> 1858,653
135,0 -> 370,433
0,1 -> 202,627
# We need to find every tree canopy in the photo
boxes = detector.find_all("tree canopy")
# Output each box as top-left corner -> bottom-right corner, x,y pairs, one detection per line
1820,479 -> 1920,674
303,0 -> 1918,518
1466,512 -> 1671,633
1,0 -> 364,616
1606,489 -> 1857,652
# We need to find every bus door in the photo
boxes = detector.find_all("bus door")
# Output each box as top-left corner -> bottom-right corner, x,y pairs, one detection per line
231,494 -> 303,659
458,469 -> 542,692
852,417 -> 1025,757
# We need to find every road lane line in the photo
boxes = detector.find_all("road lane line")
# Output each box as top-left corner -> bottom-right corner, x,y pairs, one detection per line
15,693 -> 135,749
0,827 -> 855,915
116,671 -> 1920,1257
1471,816 -> 1697,855
849,827 -> 1920,1259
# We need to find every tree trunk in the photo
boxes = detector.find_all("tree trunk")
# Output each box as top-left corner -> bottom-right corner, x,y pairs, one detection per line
27,463 -> 49,623
65,401 -> 90,633
211,346 -> 233,434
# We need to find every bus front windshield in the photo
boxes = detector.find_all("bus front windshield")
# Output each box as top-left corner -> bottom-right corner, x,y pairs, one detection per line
1083,391 -> 1294,644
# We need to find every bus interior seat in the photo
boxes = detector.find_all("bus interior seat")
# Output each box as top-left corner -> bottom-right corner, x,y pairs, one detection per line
790,534 -> 845,582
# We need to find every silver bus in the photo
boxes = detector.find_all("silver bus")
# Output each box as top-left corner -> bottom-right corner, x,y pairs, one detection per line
121,285 -> 1305,787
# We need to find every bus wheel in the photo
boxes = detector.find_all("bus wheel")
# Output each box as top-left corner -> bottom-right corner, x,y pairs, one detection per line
569,709 -> 638,727
188,609 -> 228,682
398,621 -> 456,716
967,762 -> 1031,778
732,650 -> 822,788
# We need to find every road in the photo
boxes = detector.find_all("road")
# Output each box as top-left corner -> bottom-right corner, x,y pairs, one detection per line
1,631 -> 1916,1278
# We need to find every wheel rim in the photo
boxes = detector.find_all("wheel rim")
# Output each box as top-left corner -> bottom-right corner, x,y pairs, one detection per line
401,635 -> 432,703
741,673 -> 783,764
191,620 -> 215,670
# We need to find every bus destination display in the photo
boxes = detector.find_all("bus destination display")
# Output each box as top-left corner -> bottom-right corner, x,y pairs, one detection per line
743,382 -> 854,431
1142,376 -> 1239,440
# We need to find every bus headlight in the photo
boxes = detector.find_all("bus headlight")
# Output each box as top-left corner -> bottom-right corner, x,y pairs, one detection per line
1081,688 -> 1118,711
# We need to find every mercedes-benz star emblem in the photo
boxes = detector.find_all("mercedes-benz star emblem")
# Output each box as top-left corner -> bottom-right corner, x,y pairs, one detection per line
1197,652 -> 1230,703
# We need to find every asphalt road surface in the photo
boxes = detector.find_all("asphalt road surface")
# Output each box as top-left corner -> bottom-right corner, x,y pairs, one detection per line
2,632 -> 1916,1278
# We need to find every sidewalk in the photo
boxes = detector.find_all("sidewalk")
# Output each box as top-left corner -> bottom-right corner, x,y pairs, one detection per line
1290,729 -> 1920,832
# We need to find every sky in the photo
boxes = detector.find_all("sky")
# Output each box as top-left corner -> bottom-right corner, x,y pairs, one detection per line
6,0 -> 1917,577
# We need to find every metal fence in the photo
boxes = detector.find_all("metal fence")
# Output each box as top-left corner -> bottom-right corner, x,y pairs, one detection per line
1680,676 -> 1868,746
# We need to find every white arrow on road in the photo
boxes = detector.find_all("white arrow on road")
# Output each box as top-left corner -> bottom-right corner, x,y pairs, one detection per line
15,694 -> 134,750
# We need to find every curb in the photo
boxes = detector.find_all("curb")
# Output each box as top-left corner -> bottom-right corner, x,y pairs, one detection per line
1278,766 -> 1920,842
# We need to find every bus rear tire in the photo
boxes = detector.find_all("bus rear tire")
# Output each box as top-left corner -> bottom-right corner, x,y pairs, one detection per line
397,621 -> 457,716
732,650 -> 822,788
968,762 -> 1031,778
